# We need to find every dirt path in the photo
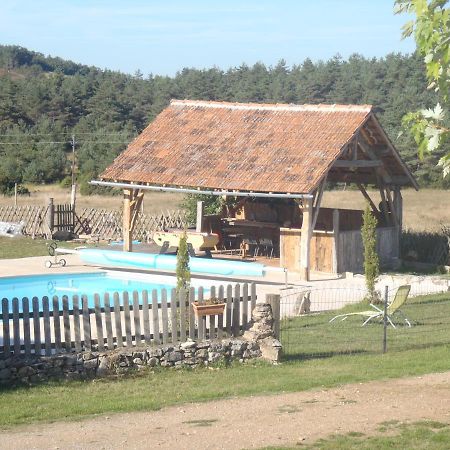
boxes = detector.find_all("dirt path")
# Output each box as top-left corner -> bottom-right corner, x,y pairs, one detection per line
2,371 -> 450,450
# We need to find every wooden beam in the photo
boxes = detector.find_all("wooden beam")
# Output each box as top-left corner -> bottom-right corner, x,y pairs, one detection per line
332,209 -> 340,274
367,113 -> 419,190
376,175 -> 392,226
356,183 -> 378,214
196,201 -> 204,233
311,176 -> 326,231
130,190 -> 144,230
393,187 -> 403,231
385,186 -> 398,227
333,159 -> 383,168
300,197 -> 313,281
123,188 -> 132,252
357,139 -> 393,184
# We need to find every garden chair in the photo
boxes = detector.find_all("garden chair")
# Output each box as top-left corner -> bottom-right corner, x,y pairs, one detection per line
329,285 -> 411,328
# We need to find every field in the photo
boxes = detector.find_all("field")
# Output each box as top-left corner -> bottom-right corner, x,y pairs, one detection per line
1,185 -> 449,231
0,184 -> 183,214
322,188 -> 450,231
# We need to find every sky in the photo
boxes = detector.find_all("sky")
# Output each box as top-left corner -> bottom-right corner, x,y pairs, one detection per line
0,0 -> 415,76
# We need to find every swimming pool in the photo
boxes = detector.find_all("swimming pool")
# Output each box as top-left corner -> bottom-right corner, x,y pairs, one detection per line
0,271 -> 177,311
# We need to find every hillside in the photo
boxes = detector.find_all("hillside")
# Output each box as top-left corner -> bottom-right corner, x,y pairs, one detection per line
0,44 -> 449,194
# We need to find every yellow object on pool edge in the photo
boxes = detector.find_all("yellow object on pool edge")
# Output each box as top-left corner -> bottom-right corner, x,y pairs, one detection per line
152,230 -> 219,250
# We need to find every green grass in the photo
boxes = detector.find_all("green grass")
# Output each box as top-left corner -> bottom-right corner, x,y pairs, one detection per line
0,291 -> 449,429
0,236 -> 95,259
262,420 -> 450,449
281,292 -> 450,358
1,344 -> 450,428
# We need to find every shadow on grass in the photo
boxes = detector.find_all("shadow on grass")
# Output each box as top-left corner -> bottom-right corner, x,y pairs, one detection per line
281,348 -> 368,363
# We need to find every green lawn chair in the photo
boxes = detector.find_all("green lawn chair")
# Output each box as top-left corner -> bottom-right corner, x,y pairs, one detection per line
329,285 -> 412,328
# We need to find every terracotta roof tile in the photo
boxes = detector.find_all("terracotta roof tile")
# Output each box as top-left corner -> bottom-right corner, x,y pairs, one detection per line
101,99 -> 374,194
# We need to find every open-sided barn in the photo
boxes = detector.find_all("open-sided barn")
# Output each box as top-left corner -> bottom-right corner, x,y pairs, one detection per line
94,99 -> 418,280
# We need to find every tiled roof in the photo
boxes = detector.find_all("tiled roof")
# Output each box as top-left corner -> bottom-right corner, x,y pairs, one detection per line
101,99 -> 375,194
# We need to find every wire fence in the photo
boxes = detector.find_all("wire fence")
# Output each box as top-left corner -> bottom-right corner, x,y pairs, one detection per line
279,278 -> 450,360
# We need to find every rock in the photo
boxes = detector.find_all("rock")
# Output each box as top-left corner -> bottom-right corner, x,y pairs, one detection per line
180,340 -> 197,350
132,351 -> 145,360
196,341 -> 211,349
148,348 -> 164,358
166,351 -> 183,363
0,360 -> 6,370
82,352 -> 97,361
147,357 -> 159,367
0,368 -> 11,380
64,355 -> 78,366
183,357 -> 197,365
17,366 -> 35,377
195,348 -> 208,359
97,357 -> 110,377
208,352 -> 223,363
83,359 -> 98,370
259,338 -> 282,363
132,358 -> 144,366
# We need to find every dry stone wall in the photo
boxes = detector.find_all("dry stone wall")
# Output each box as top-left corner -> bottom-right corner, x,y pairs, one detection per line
0,303 -> 281,386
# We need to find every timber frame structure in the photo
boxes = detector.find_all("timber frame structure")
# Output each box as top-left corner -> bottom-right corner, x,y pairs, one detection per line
93,100 -> 418,281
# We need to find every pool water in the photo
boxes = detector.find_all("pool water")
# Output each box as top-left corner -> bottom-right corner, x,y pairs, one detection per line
0,271 -> 177,311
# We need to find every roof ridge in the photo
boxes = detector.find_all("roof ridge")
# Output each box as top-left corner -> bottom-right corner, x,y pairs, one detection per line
170,99 -> 373,113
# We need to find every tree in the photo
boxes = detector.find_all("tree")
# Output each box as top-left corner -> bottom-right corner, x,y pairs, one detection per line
362,204 -> 380,302
395,0 -> 450,177
176,232 -> 191,293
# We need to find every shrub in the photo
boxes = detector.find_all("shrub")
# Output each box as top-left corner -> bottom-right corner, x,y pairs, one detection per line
361,204 -> 380,302
176,231 -> 190,293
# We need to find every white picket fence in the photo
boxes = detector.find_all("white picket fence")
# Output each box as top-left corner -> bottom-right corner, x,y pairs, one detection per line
0,283 -> 257,358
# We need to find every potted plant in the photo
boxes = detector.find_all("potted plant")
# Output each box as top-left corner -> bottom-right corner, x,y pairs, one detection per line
192,297 -> 226,318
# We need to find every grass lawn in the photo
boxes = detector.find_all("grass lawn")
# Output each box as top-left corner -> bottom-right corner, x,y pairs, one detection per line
0,282 -> 449,429
1,344 -> 450,428
263,420 -> 450,449
0,236 -> 95,259
281,292 -> 450,358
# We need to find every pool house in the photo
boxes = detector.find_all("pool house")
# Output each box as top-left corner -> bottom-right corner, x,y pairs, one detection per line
92,99 -> 418,281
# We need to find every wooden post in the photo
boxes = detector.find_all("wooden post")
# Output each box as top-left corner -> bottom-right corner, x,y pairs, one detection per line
393,187 -> 403,259
70,184 -> 77,209
47,197 -> 54,235
332,209 -> 340,274
123,188 -> 132,252
393,187 -> 403,231
300,198 -> 312,281
196,201 -> 204,233
266,294 -> 280,339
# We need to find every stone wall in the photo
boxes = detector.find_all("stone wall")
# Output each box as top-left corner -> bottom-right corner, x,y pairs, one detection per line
0,303 -> 281,386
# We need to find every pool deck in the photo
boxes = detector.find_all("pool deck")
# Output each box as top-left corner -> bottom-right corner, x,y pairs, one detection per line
0,254 -> 448,305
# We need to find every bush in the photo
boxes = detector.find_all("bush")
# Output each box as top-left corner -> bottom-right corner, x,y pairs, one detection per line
362,204 -> 380,302
176,232 -> 190,293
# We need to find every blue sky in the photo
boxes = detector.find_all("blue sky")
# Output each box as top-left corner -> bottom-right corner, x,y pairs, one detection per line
0,0 -> 415,76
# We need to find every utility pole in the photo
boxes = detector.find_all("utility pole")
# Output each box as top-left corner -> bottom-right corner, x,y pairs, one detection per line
70,134 -> 77,209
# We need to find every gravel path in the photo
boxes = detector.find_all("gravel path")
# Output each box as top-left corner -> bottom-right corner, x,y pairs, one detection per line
2,371 -> 450,450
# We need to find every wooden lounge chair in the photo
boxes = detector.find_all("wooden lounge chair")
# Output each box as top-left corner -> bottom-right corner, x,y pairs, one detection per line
329,285 -> 411,328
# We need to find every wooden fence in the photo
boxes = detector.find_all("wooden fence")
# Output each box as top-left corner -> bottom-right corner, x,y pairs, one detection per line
0,205 -> 50,237
74,208 -> 187,241
0,204 -> 187,241
337,226 -> 399,273
0,283 -> 257,358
